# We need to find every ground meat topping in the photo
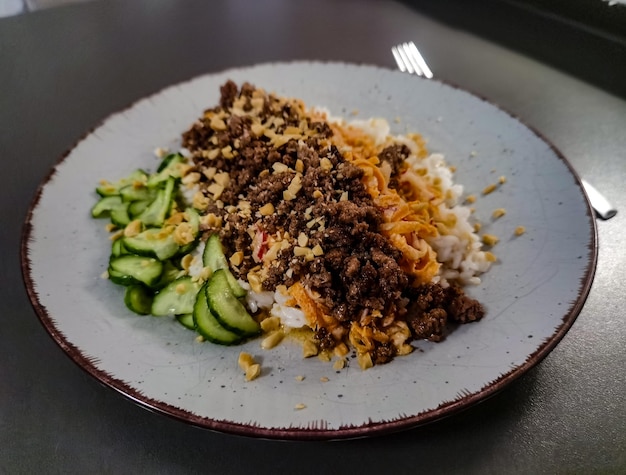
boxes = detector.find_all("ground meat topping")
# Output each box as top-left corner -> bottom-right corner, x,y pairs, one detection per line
181,81 -> 486,366
406,283 -> 485,342
182,82 -> 409,323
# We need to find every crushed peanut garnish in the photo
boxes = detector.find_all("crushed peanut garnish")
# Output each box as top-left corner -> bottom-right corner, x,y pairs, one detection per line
482,234 -> 500,246
246,364 -> 261,381
482,183 -> 497,195
123,219 -> 142,237
261,330 -> 285,350
492,208 -> 506,219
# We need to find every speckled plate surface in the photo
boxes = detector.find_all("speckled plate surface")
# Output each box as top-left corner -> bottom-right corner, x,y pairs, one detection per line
21,62 -> 596,440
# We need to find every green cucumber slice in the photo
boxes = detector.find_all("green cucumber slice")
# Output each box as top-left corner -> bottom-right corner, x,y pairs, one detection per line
123,228 -> 180,261
202,234 -> 246,298
147,153 -> 186,188
176,313 -> 196,330
124,285 -> 154,315
119,184 -> 156,203
206,270 -> 259,336
193,283 -> 241,345
108,255 -> 163,287
128,199 -> 151,217
91,195 -> 124,218
110,203 -> 131,227
151,276 -> 201,316
111,238 -> 131,257
139,177 -> 175,227
96,169 -> 148,197
151,260 -> 182,290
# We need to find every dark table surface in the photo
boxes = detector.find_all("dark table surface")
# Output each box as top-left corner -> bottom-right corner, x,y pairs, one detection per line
2,0 -> 625,473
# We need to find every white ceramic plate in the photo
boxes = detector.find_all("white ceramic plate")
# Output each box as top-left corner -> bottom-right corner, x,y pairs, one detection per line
22,62 -> 596,440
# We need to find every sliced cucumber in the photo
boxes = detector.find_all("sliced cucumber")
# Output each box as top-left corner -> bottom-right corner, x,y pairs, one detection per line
96,169 -> 148,197
207,270 -> 260,336
193,283 -> 241,345
139,177 -> 175,227
123,207 -> 200,260
176,313 -> 196,330
203,234 -> 246,298
151,276 -> 201,316
123,228 -> 180,261
111,238 -> 131,257
151,260 -> 182,290
128,199 -> 151,217
108,255 -> 163,287
119,184 -> 156,203
124,285 -> 154,315
110,203 -> 131,227
147,153 -> 186,188
91,195 -> 124,218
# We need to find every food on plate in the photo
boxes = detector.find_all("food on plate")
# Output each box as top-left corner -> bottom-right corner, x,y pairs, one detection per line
92,81 -> 496,369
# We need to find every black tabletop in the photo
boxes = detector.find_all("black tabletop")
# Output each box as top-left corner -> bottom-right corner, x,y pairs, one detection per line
2,0 -> 625,473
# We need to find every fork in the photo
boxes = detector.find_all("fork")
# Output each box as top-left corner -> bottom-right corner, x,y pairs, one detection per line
392,41 -> 617,220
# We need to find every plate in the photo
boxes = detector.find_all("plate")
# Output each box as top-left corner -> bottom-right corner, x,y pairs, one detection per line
21,62 -> 596,440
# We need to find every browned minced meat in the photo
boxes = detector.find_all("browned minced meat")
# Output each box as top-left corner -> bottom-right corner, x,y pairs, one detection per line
182,80 -> 485,357
405,283 -> 485,342
182,81 -> 409,325
378,144 -> 410,189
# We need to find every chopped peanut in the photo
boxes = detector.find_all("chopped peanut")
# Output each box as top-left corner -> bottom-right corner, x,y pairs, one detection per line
173,222 -> 194,245
261,330 -> 285,350
258,203 -> 275,216
229,251 -> 244,266
210,117 -> 227,131
492,208 -> 506,219
182,172 -> 201,186
213,172 -> 230,187
238,352 -> 255,371
297,232 -> 309,247
333,359 -> 346,370
482,183 -> 497,195
192,192 -> 210,211
123,219 -> 142,238
482,234 -> 500,246
260,316 -> 281,333
302,340 -> 319,358
357,352 -> 374,370
245,364 -> 261,381
207,183 -> 224,199
319,157 -> 333,171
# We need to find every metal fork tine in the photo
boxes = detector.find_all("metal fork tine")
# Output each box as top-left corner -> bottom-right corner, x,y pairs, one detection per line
407,42 -> 433,79
391,46 -> 407,73
396,44 -> 416,75
402,42 -> 424,77
391,41 -> 433,79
